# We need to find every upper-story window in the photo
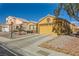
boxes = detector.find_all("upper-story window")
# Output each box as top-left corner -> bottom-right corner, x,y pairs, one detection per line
13,17 -> 16,20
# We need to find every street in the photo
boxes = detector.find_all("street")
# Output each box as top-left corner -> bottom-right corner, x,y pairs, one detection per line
0,44 -> 22,56
2,33 -> 50,55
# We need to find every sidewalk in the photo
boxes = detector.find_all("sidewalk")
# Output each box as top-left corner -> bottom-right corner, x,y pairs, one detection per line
0,33 -> 39,43
0,37 -> 10,42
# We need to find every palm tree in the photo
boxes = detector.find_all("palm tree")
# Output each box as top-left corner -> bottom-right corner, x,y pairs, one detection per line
54,3 -> 79,21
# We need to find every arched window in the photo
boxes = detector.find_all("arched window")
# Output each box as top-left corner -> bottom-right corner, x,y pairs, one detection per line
47,18 -> 51,23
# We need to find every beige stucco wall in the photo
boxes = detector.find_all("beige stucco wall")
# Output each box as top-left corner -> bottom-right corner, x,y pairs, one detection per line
28,22 -> 36,31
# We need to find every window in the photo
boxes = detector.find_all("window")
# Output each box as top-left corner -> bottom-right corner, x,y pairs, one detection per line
29,25 -> 31,29
33,25 -> 35,30
13,17 -> 16,20
29,25 -> 34,30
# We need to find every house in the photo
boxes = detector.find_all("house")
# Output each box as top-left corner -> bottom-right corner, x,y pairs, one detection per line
6,16 -> 29,32
37,14 -> 72,34
6,16 -> 37,33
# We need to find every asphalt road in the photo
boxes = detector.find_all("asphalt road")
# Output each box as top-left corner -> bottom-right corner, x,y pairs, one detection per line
0,44 -> 22,56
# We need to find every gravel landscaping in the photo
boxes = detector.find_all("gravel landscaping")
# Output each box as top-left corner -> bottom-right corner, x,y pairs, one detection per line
39,35 -> 79,56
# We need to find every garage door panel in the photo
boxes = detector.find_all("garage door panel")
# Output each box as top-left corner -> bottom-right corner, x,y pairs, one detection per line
39,25 -> 52,34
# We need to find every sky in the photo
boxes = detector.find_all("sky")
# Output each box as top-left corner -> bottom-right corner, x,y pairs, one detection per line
0,3 -> 79,26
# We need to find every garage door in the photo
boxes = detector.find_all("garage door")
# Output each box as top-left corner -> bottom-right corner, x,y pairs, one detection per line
39,25 -> 52,34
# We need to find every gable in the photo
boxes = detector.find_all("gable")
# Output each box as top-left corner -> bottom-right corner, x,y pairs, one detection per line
28,22 -> 36,26
38,16 -> 55,24
15,19 -> 23,24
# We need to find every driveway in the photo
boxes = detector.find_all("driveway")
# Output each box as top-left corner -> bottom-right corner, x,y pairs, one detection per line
2,34 -> 50,55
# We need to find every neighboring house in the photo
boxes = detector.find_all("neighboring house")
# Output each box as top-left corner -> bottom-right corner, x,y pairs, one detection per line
6,16 -> 29,32
27,22 -> 37,33
37,14 -> 72,34
6,16 -> 37,32
76,27 -> 79,32
1,24 -> 9,32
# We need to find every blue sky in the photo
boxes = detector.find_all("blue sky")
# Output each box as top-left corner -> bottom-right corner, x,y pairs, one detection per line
0,3 -> 79,26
